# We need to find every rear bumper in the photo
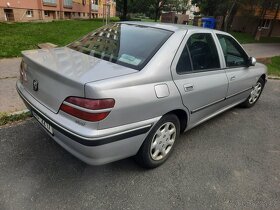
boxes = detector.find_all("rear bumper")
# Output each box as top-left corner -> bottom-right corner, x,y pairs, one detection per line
16,81 -> 159,165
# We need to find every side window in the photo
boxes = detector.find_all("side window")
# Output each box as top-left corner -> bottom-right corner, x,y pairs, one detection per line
176,44 -> 192,74
187,33 -> 220,71
217,34 -> 248,67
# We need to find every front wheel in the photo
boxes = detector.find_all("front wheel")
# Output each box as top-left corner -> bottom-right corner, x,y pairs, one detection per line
135,114 -> 180,169
240,77 -> 265,108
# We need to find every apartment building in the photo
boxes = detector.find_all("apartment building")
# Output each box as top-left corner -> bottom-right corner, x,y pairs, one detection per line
0,0 -> 116,22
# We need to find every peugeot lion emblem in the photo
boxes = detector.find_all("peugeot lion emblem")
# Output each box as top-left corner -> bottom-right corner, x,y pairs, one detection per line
33,80 -> 39,91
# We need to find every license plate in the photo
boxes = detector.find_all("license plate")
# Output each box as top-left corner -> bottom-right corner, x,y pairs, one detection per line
33,111 -> 54,135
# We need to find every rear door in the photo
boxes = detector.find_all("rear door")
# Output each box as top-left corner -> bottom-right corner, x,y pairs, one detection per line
215,33 -> 256,101
171,31 -> 228,126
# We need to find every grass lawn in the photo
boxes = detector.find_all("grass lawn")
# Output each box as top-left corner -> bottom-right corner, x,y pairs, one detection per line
258,56 -> 280,77
0,19 -> 107,58
230,31 -> 280,44
267,56 -> 280,77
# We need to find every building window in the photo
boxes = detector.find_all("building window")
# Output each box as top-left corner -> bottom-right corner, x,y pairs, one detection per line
43,0 -> 57,4
261,19 -> 271,29
44,11 -> 50,17
78,12 -> 81,17
64,0 -> 72,8
26,10 -> 33,17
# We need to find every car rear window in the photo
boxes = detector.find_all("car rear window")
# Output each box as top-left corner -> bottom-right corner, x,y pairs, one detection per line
68,23 -> 173,70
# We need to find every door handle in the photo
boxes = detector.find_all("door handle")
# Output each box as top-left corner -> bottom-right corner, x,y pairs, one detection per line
183,84 -> 194,92
230,76 -> 236,81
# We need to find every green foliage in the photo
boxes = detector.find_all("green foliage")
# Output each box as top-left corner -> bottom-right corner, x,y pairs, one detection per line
117,0 -> 191,20
230,31 -> 280,44
191,0 -> 232,16
0,19 -> 106,58
267,56 -> 280,77
0,112 -> 31,126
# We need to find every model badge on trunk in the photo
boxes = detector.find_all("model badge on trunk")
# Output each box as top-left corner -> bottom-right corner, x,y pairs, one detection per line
33,80 -> 39,91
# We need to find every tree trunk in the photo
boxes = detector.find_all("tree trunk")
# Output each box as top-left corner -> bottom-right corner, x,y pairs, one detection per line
268,1 -> 280,37
254,1 -> 267,37
122,0 -> 128,21
154,0 -> 161,22
224,0 -> 237,32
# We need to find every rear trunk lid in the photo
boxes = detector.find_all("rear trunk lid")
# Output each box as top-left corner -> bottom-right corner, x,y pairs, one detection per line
21,47 -> 137,113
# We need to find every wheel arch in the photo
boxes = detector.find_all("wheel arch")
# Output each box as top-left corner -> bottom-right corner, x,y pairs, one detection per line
260,74 -> 266,85
164,109 -> 188,133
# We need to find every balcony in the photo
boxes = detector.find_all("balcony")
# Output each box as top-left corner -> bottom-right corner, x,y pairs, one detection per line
92,4 -> 99,12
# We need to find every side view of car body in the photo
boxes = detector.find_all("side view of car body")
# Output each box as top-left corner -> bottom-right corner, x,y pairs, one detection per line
17,22 -> 267,168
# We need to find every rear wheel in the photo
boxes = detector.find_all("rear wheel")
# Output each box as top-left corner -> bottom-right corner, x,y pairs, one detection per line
135,114 -> 180,169
240,77 -> 265,108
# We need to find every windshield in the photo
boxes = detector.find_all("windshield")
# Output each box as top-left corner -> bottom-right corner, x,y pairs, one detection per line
68,23 -> 173,70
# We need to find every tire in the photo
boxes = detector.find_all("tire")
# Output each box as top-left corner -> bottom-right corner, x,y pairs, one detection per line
240,77 -> 265,108
135,114 -> 180,169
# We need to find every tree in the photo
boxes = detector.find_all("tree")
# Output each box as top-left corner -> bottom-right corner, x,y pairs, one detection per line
164,0 -> 191,14
269,1 -> 280,37
116,0 -> 128,20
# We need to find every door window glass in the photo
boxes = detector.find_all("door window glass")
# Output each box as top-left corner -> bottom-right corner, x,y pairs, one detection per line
217,34 -> 248,67
187,33 -> 220,71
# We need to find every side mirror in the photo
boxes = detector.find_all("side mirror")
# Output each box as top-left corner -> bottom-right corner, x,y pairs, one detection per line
248,57 -> 257,66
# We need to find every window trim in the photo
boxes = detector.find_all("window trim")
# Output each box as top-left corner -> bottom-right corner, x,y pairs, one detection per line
175,32 -> 222,75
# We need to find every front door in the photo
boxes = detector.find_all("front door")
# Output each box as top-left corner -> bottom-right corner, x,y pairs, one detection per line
215,34 -> 256,101
172,32 -> 228,127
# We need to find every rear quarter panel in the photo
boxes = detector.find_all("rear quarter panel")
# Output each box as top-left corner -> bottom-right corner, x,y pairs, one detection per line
85,30 -> 190,129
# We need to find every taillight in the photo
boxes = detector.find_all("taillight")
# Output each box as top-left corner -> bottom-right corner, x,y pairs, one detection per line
60,97 -> 115,122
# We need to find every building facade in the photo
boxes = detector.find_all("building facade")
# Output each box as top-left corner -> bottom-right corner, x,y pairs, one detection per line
0,0 -> 116,22
185,0 -> 199,20
231,1 -> 280,37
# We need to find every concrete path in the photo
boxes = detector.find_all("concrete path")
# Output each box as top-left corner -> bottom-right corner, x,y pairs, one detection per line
0,43 -> 280,113
0,58 -> 26,113
243,43 -> 280,58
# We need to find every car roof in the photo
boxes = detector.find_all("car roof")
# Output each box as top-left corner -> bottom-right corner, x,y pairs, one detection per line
119,21 -> 227,34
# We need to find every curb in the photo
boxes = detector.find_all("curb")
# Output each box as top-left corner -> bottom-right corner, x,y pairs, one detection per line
268,76 -> 280,80
7,109 -> 30,116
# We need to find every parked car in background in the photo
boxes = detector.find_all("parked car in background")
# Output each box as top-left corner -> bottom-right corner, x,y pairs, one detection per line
17,22 -> 267,168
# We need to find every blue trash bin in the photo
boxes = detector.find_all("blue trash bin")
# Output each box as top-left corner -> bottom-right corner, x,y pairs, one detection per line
201,17 -> 216,29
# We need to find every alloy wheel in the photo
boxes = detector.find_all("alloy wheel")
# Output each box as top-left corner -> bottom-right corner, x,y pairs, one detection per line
249,82 -> 262,104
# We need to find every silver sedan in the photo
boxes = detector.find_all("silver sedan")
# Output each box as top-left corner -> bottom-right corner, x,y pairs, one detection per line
17,22 -> 267,168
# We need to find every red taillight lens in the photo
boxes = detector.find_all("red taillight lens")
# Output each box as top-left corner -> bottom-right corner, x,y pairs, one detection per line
60,97 -> 115,122
65,97 -> 115,110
